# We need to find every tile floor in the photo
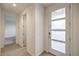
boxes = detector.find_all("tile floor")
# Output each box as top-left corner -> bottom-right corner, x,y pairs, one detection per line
1,44 -> 54,56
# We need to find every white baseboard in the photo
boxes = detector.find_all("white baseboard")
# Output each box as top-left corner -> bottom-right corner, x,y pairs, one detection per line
27,49 -> 34,56
36,50 -> 44,56
27,49 -> 44,56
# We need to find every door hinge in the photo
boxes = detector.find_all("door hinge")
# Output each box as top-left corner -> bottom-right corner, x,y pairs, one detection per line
69,4 -> 71,9
69,21 -> 71,27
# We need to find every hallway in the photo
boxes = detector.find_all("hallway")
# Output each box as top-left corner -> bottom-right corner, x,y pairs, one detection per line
1,44 -> 30,56
1,44 -> 54,56
0,3 -> 79,56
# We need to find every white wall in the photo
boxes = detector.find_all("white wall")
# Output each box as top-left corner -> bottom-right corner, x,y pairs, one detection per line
35,4 -> 44,55
26,5 -> 35,55
17,5 -> 36,55
19,4 -> 45,56
16,15 -> 19,45
0,8 -> 5,48
44,6 -> 50,52
71,4 -> 79,56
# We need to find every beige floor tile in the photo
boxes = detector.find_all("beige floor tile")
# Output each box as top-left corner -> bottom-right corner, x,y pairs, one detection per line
1,44 -> 54,56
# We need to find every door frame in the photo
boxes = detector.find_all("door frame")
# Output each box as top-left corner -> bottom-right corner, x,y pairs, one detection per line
46,4 -> 71,56
23,14 -> 27,47
18,10 -> 27,47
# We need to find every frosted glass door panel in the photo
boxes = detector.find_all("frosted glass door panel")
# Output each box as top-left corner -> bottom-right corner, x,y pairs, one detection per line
51,31 -> 65,41
51,40 -> 65,53
51,20 -> 65,29
50,8 -> 66,54
51,8 -> 65,20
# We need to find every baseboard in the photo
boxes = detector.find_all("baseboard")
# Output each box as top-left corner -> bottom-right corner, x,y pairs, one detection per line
26,50 -> 56,56
26,51 -> 32,56
43,50 -> 56,56
48,51 -> 56,56
27,50 -> 44,56
27,49 -> 34,56
36,50 -> 44,56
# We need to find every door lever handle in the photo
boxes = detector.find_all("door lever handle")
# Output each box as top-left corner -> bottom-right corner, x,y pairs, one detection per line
49,32 -> 51,35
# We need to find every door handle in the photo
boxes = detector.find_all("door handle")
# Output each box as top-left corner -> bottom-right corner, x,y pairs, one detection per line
49,32 -> 51,35
48,32 -> 51,38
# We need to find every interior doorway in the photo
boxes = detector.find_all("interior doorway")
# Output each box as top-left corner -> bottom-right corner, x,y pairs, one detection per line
4,15 -> 16,46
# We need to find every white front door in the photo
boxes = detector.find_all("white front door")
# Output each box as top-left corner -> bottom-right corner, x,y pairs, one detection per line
49,4 -> 71,56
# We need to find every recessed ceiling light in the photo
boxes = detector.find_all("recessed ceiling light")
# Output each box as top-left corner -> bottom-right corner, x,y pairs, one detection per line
13,3 -> 16,7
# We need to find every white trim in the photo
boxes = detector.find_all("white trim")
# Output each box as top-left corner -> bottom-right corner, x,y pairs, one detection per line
27,50 -> 33,56
36,50 -> 44,56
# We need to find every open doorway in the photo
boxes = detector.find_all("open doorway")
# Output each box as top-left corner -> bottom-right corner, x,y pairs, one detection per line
4,15 -> 16,46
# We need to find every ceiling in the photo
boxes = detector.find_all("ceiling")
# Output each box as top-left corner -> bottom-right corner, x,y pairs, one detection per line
0,3 -> 53,14
0,3 -> 34,14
